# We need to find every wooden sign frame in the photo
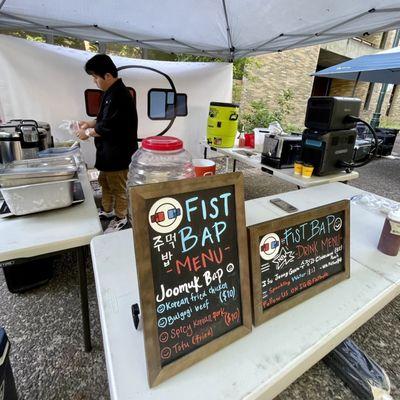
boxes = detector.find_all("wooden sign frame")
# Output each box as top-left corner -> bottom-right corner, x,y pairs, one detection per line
130,172 -> 252,387
248,200 -> 350,327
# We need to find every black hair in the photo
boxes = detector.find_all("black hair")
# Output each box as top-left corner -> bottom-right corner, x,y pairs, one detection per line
85,54 -> 118,78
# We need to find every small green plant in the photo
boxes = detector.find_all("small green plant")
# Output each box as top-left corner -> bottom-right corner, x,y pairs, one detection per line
239,89 -> 296,132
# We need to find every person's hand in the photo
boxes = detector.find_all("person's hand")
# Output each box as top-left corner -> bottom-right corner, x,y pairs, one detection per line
78,120 -> 96,129
76,128 -> 90,141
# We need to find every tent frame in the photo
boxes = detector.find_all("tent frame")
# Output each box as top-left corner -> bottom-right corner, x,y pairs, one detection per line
1,4 -> 400,60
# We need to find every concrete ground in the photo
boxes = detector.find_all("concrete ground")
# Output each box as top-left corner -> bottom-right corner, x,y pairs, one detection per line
1,138 -> 399,399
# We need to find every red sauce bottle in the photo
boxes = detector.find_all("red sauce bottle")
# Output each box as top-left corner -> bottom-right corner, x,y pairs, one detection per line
377,210 -> 400,256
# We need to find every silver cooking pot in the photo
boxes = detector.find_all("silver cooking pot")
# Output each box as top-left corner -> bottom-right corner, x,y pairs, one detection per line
8,119 -> 52,149
0,131 -> 24,164
0,125 -> 40,165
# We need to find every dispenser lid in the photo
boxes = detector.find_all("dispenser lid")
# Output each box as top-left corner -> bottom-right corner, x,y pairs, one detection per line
142,136 -> 183,151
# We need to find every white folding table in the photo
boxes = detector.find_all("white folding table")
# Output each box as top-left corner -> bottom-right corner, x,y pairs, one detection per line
0,166 -> 103,351
90,182 -> 400,399
204,144 -> 359,188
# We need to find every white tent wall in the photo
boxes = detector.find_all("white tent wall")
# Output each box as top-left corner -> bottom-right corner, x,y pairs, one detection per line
0,35 -> 233,166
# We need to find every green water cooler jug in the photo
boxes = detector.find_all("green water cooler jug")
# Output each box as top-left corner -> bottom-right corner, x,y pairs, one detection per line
207,102 -> 239,148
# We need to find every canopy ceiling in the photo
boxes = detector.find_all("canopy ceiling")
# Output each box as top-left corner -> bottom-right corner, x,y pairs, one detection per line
1,1 -> 400,60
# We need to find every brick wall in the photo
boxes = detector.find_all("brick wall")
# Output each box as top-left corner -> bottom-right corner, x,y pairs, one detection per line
241,45 -> 320,130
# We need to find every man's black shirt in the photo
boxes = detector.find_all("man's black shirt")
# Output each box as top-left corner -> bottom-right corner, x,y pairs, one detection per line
94,78 -> 138,171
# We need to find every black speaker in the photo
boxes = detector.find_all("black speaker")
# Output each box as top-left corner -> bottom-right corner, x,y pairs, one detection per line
305,97 -> 361,131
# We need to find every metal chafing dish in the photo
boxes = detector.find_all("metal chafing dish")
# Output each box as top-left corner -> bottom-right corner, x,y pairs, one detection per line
0,164 -> 77,187
1,179 -> 77,215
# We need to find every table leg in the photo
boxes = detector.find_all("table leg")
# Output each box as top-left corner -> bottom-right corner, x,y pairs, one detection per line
77,246 -> 92,352
225,157 -> 230,173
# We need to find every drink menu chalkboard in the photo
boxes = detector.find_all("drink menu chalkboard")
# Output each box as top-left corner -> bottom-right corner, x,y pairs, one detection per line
130,173 -> 251,387
248,200 -> 350,326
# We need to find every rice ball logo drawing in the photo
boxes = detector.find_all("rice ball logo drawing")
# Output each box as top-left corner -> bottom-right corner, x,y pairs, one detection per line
148,197 -> 183,234
259,233 -> 280,261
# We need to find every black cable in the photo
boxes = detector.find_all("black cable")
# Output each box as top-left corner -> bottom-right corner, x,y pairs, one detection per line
117,65 -> 177,141
338,116 -> 378,169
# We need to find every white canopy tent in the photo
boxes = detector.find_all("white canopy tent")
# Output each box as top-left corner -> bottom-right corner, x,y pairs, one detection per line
1,1 -> 400,60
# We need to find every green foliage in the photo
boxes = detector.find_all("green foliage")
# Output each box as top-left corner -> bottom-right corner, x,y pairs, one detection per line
175,54 -> 257,81
4,30 -> 45,43
239,89 -> 297,132
232,80 -> 243,104
107,43 -> 142,58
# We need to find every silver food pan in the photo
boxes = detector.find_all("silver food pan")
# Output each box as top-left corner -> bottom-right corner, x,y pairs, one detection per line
0,164 -> 77,187
10,155 -> 76,168
1,179 -> 76,215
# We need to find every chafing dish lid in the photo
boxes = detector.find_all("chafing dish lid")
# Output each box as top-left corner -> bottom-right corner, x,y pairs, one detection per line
0,164 -> 77,180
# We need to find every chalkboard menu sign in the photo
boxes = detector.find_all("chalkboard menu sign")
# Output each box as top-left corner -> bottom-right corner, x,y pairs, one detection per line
130,172 -> 251,387
248,200 -> 350,326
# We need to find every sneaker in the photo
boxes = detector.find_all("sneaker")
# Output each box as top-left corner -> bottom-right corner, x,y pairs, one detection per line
98,208 -> 115,220
104,217 -> 128,233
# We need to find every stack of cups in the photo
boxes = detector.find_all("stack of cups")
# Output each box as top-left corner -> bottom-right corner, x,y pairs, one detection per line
294,160 -> 314,179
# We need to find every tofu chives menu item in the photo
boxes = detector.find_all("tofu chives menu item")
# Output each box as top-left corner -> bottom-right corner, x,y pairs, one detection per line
248,200 -> 350,326
130,173 -> 251,387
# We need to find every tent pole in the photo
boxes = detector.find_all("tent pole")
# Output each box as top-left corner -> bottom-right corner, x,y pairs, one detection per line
352,72 -> 361,97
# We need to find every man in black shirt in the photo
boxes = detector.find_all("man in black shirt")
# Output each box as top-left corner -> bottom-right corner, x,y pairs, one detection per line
76,54 -> 138,233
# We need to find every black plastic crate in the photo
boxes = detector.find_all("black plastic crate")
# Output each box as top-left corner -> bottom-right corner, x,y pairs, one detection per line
2,255 -> 57,294
375,128 -> 399,156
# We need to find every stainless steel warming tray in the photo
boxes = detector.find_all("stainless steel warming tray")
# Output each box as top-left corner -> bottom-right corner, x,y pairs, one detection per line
0,164 -> 77,187
1,179 -> 77,215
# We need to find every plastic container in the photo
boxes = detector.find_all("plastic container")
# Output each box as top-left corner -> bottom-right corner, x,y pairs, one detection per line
0,327 -> 18,399
377,210 -> 400,256
207,102 -> 239,148
38,145 -> 82,165
238,133 -> 246,148
127,136 -> 194,186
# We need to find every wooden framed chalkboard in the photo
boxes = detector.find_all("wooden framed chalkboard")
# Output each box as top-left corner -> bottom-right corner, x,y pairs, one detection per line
248,200 -> 350,326
129,172 -> 252,387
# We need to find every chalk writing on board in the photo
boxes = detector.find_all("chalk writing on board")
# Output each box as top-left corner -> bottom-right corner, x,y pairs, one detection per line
259,212 -> 345,310
147,186 -> 242,366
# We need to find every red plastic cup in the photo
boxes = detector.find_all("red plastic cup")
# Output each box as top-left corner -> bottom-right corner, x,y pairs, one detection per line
244,132 -> 255,148
193,159 -> 216,177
